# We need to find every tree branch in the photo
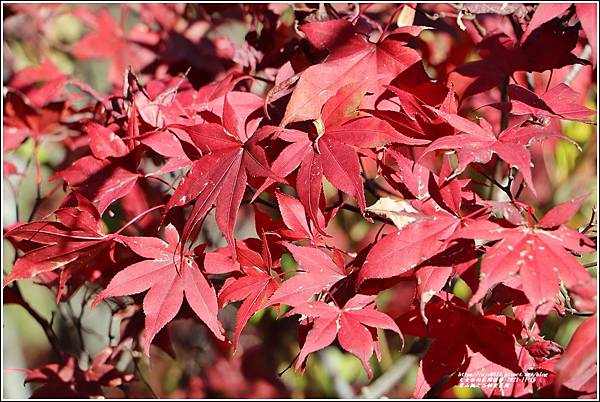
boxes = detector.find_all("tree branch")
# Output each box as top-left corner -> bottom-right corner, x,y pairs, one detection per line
360,355 -> 417,398
319,350 -> 356,398
12,283 -> 64,363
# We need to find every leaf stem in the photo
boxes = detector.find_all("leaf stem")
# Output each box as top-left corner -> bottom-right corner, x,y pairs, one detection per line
114,204 -> 165,235
581,206 -> 597,234
128,349 -> 159,398
144,174 -> 176,191
378,5 -> 403,42
278,351 -> 300,376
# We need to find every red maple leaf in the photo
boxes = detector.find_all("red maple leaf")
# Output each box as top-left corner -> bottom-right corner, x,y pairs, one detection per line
218,236 -> 282,349
8,59 -> 67,108
398,296 -> 537,398
457,196 -> 594,309
268,243 -> 347,307
53,155 -> 140,215
367,82 -> 457,142
264,83 -> 424,230
456,22 -> 588,99
520,3 -> 596,66
92,224 -> 224,355
282,19 -> 422,125
71,7 -> 158,85
554,314 -> 597,397
3,193 -> 114,301
3,86 -> 68,153
21,348 -> 133,398
166,92 -> 276,255
420,107 -> 566,195
358,198 -> 466,286
491,83 -> 596,123
286,294 -> 401,377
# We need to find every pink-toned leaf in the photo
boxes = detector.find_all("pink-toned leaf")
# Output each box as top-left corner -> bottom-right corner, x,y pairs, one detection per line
555,315 -> 597,393
54,156 -> 139,215
538,194 -> 589,228
87,123 -> 128,159
93,226 -> 223,355
520,3 -> 571,44
276,191 -> 312,239
268,244 -> 346,306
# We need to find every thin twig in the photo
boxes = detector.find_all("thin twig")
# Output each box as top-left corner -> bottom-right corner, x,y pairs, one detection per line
563,308 -> 596,317
581,206 -> 597,234
564,45 -> 592,85
480,170 -> 514,201
129,350 -> 159,398
12,283 -> 64,363
514,180 -> 527,200
278,351 -> 300,376
319,350 -> 356,398
360,355 -> 417,398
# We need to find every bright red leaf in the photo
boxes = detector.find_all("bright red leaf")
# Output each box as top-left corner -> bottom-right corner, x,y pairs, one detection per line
92,224 -> 224,355
287,294 -> 402,377
282,20 -> 422,125
457,198 -> 594,308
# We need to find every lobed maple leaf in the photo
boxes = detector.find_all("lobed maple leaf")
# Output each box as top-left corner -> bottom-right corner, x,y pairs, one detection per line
92,224 -> 224,355
71,7 -> 158,85
3,85 -> 68,153
3,193 -> 114,301
133,75 -> 199,129
520,3 -> 596,66
166,92 -> 276,255
21,349 -> 133,398
218,236 -> 281,349
378,147 -> 432,200
53,156 -> 140,215
490,83 -> 596,123
265,83 -> 424,230
376,151 -> 471,213
398,296 -> 546,398
286,294 -> 402,377
268,243 -> 347,307
457,196 -> 594,309
419,107 -> 567,195
282,19 -> 422,125
357,198 -> 465,286
368,82 -> 457,142
456,22 -> 588,99
7,59 -> 67,108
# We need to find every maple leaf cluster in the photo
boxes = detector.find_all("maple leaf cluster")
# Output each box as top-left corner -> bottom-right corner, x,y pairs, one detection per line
2,3 -> 597,399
